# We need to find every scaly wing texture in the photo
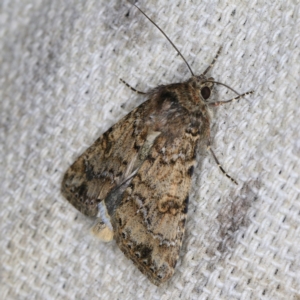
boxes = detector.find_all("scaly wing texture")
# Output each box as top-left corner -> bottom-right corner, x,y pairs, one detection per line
61,102 -> 150,217
61,82 -> 202,218
112,130 -> 199,286
62,83 -> 209,284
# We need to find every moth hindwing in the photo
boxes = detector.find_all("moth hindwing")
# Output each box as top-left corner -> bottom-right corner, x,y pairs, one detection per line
61,3 -> 252,286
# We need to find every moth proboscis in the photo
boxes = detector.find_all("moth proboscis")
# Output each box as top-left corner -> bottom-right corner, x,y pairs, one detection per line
61,3 -> 253,286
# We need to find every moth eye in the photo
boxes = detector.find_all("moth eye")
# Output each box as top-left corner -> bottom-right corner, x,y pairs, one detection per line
200,86 -> 211,100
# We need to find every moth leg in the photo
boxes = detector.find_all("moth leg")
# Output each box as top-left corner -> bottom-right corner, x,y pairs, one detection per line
209,91 -> 254,107
207,141 -> 238,185
202,46 -> 223,75
120,78 -> 147,95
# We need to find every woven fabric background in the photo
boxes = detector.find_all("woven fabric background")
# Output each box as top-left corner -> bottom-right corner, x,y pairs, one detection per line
1,0 -> 299,299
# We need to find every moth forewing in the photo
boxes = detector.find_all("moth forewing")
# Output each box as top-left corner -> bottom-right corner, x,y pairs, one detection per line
61,102 -> 150,217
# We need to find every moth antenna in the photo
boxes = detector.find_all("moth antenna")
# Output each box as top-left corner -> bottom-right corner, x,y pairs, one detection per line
130,2 -> 194,76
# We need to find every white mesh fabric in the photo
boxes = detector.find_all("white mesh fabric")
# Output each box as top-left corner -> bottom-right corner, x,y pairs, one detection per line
1,1 -> 299,299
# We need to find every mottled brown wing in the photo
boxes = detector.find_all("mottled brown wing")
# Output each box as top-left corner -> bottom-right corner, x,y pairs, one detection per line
111,131 -> 198,286
61,103 -> 150,217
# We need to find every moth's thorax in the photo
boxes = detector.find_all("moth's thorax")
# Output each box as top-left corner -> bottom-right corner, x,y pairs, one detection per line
168,75 -> 214,117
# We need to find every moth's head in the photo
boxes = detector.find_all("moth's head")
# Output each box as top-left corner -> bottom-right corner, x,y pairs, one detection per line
189,75 -> 215,102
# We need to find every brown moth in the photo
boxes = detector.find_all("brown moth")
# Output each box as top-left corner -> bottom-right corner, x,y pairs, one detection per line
61,3 -> 252,286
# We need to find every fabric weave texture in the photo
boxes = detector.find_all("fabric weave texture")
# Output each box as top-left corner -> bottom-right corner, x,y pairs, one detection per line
1,1 -> 299,299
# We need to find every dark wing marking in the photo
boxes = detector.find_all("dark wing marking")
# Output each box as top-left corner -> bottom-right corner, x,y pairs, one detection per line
61,83 -> 196,217
111,132 -> 198,285
61,102 -> 151,217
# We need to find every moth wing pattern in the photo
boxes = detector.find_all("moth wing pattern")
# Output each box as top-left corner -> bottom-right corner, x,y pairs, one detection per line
62,80 -> 212,284
61,102 -> 150,217
115,136 -> 192,285
108,94 -> 202,285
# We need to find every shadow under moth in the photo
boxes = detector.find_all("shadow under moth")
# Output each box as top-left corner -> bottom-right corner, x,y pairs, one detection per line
61,3 -> 253,286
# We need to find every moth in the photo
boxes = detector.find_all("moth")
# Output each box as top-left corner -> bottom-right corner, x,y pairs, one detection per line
61,3 -> 252,286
